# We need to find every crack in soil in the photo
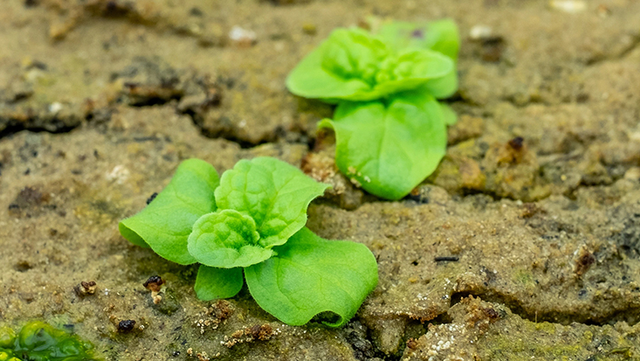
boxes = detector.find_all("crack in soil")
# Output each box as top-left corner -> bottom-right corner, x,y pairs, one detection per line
451,291 -> 640,327
586,33 -> 640,65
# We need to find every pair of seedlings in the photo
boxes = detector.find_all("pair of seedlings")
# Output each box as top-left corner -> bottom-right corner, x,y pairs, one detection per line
122,18 -> 459,327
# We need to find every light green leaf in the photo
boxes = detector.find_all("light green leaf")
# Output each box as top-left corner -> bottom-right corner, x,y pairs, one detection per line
194,265 -> 244,301
427,19 -> 460,62
215,157 -> 330,249
319,92 -> 447,200
245,228 -> 378,327
188,210 -> 273,268
375,49 -> 456,100
286,28 -> 455,102
286,28 -> 388,103
439,102 -> 458,125
417,65 -> 458,99
377,19 -> 460,61
119,159 -> 219,265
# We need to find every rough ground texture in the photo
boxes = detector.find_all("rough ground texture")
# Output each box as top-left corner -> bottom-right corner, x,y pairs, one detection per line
1,0 -> 640,360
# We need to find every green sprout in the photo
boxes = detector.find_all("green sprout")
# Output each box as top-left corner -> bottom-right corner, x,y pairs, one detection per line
119,158 -> 378,327
287,19 -> 460,200
0,322 -> 98,361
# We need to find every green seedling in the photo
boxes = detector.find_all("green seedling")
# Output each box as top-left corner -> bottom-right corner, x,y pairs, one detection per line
119,158 -> 378,327
0,321 -> 98,361
287,19 -> 460,200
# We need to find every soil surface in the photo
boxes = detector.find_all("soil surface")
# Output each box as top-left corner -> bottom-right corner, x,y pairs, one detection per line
2,0 -> 640,360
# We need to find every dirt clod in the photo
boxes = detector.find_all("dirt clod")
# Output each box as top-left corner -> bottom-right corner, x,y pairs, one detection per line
74,281 -> 97,297
143,275 -> 164,292
117,320 -> 136,333
224,324 -> 276,348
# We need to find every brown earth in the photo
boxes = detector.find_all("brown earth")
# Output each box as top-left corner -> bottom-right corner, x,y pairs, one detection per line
1,0 -> 640,360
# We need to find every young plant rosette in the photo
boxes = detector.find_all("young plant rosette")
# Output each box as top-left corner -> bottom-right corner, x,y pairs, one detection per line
287,19 -> 460,200
119,158 -> 378,327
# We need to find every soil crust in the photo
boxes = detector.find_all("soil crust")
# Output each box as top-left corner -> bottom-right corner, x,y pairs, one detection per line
1,0 -> 640,360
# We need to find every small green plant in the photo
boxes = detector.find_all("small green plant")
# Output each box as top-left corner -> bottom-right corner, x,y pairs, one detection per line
0,321 -> 98,361
119,158 -> 378,327
287,19 -> 459,200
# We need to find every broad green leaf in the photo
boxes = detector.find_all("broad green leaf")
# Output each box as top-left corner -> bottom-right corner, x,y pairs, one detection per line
319,92 -> 447,200
245,228 -> 378,327
188,210 -> 273,268
215,157 -> 330,249
286,28 -> 455,102
194,265 -> 244,301
119,159 -> 219,265
377,19 -> 460,61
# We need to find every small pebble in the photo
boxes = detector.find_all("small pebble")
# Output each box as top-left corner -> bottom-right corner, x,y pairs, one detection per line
549,0 -> 586,13
469,25 -> 492,40
118,320 -> 136,333
143,275 -> 164,292
49,102 -> 63,114
229,26 -> 256,47
74,281 -> 97,297
624,167 -> 640,181
302,23 -> 316,35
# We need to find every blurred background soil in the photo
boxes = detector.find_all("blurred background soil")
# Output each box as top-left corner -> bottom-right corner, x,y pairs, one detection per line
1,0 -> 640,360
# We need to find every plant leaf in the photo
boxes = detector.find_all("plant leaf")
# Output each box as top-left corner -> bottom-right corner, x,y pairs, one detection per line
286,28 -> 388,103
188,209 -> 273,268
119,159 -> 219,265
194,265 -> 244,301
417,66 -> 458,99
244,228 -> 378,327
215,157 -> 330,249
377,19 -> 460,61
374,49 -> 456,100
439,102 -> 458,125
319,91 -> 447,200
286,28 -> 454,102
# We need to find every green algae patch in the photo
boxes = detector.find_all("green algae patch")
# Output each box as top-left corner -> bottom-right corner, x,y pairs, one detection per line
512,268 -> 534,286
0,322 -> 99,361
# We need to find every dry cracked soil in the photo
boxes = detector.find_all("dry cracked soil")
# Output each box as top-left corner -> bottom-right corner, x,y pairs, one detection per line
2,0 -> 640,360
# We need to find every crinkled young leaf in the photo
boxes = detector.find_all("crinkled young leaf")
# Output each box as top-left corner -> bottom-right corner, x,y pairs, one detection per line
373,49 -> 456,100
119,159 -> 219,265
188,210 -> 273,268
377,19 -> 460,61
286,28 -> 455,102
194,265 -> 244,301
245,228 -> 378,327
319,92 -> 447,200
286,28 -> 388,103
215,157 -> 330,249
